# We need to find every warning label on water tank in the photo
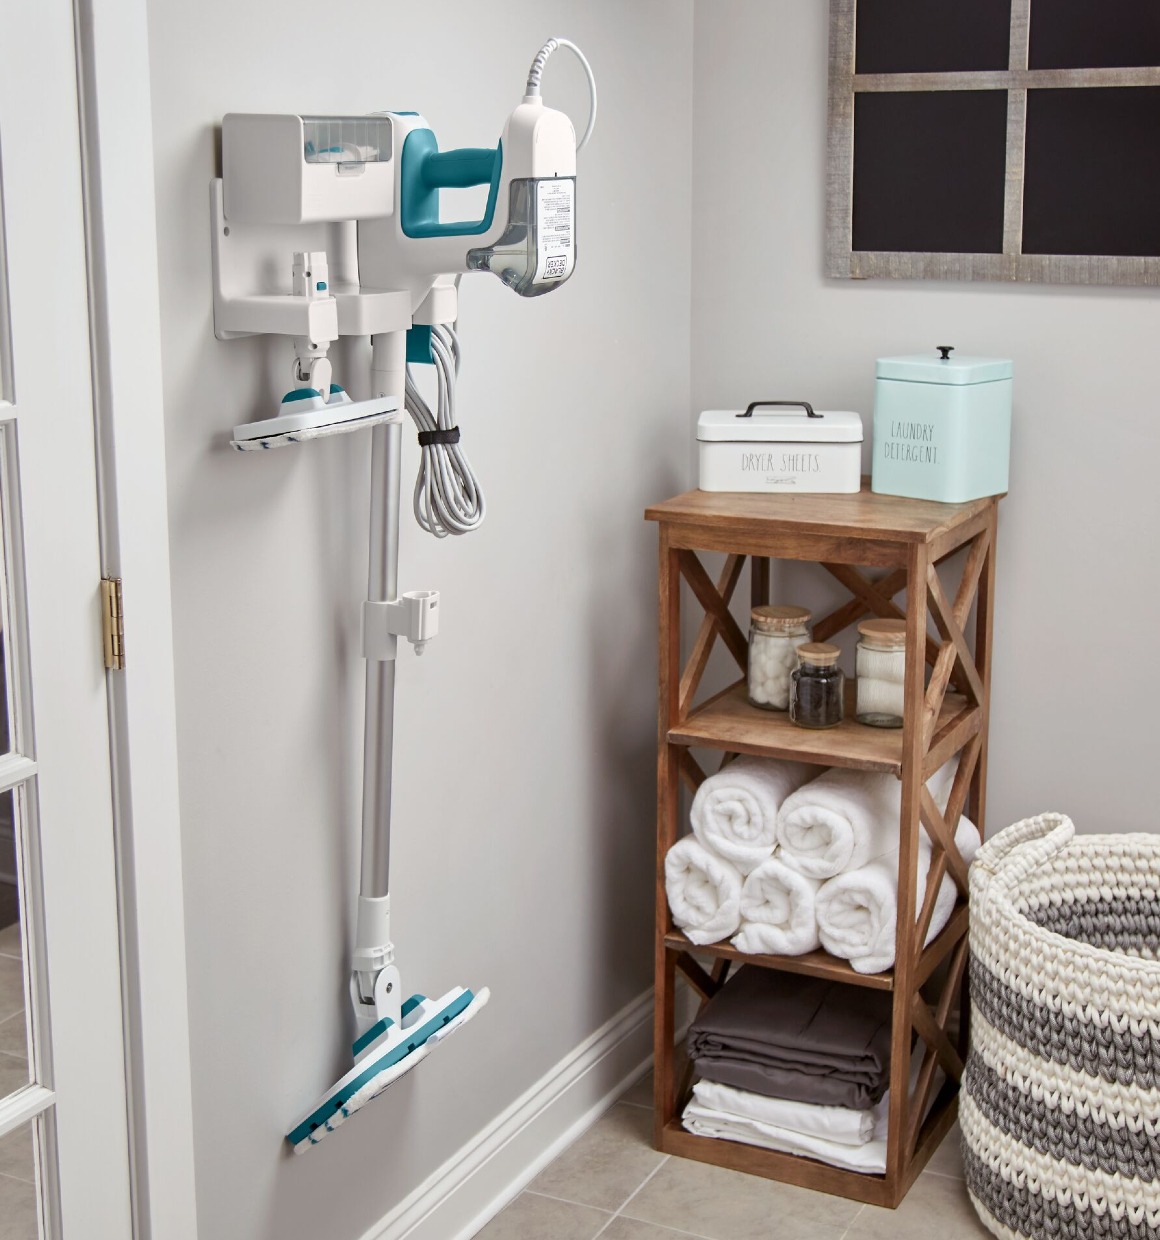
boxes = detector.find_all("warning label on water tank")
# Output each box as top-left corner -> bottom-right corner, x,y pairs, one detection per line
535,179 -> 575,283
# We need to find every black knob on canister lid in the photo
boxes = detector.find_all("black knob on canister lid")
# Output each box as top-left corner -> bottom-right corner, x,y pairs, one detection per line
937,345 -> 954,360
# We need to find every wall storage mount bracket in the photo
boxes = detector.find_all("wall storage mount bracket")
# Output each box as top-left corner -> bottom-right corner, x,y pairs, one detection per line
209,179 -> 411,342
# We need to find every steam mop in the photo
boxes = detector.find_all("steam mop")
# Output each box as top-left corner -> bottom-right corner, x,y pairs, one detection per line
209,38 -> 596,1150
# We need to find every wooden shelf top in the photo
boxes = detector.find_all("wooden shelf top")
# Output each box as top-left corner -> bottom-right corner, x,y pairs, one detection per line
669,680 -> 976,773
665,929 -> 893,990
665,903 -> 968,995
645,480 -> 999,545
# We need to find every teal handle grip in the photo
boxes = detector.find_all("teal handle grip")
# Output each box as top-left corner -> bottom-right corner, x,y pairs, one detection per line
420,148 -> 499,189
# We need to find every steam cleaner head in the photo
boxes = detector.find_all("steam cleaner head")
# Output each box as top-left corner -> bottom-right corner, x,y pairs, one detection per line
286,985 -> 490,1153
232,386 -> 401,451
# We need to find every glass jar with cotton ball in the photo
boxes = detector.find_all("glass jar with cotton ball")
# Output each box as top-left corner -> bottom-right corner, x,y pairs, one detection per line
747,605 -> 812,711
855,618 -> 906,728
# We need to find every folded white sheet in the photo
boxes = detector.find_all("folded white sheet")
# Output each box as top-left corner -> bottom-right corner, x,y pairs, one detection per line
691,1078 -> 874,1145
683,1086 -> 890,1172
691,757 -> 815,875
664,837 -> 742,946
775,759 -> 957,880
816,816 -> 981,974
731,857 -> 821,957
682,1049 -> 931,1173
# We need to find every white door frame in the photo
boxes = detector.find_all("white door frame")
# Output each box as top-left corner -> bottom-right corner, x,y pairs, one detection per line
72,0 -> 199,1236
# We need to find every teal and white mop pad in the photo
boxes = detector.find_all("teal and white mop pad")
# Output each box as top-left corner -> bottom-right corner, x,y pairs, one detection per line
287,986 -> 490,1153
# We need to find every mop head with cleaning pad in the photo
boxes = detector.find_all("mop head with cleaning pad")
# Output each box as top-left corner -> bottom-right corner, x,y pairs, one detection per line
286,986 -> 490,1152
232,385 -> 401,452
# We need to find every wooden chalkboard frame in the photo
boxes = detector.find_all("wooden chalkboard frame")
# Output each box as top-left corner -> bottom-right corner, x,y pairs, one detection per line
826,0 -> 1160,285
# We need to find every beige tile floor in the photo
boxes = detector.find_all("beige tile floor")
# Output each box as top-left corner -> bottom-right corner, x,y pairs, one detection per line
476,1071 -> 991,1240
0,917 -> 37,1240
0,910 -> 995,1240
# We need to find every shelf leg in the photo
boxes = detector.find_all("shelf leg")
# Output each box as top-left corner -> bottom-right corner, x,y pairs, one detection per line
750,555 -> 770,609
969,508 -> 997,839
655,529 -> 682,1144
887,543 -> 930,1195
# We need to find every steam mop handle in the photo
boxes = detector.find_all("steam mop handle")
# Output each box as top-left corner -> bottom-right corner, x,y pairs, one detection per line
419,148 -> 498,189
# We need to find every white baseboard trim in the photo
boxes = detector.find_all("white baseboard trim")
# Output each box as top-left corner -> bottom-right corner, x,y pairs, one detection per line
360,988 -> 655,1240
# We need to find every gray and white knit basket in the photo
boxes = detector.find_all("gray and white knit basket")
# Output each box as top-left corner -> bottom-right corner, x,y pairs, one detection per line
963,812 -> 1160,1240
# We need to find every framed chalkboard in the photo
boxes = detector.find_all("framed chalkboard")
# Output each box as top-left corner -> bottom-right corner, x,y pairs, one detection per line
826,0 -> 1160,285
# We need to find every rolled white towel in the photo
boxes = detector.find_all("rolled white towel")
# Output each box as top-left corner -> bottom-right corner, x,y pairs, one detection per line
816,815 -> 981,974
664,837 -> 742,946
731,857 -> 821,957
691,757 -> 815,875
775,759 -> 957,880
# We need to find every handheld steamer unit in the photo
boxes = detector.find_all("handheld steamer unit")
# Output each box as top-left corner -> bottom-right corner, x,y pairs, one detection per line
210,39 -> 596,1151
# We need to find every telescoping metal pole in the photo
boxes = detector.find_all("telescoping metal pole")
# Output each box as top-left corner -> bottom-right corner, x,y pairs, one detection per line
350,332 -> 407,1027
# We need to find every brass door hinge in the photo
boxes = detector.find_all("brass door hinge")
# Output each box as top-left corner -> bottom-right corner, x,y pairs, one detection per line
100,577 -> 125,671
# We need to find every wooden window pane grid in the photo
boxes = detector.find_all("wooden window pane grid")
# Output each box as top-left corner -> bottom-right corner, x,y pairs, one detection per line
827,0 -> 1160,284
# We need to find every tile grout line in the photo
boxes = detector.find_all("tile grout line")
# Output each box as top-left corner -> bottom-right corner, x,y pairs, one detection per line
522,1188 -> 616,1213
590,1155 -> 672,1239
837,1202 -> 866,1239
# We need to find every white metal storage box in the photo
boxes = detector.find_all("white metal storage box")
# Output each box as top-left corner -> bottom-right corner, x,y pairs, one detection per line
697,402 -> 863,493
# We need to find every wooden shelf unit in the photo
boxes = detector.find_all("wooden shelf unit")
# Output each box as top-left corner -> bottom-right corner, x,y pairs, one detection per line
646,481 -> 999,1208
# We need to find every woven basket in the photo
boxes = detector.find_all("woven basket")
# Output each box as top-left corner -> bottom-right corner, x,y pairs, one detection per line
963,813 -> 1160,1240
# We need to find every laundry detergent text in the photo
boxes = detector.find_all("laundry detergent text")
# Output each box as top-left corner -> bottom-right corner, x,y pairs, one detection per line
883,421 -> 938,465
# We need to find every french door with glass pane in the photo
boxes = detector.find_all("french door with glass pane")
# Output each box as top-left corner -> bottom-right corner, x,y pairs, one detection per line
0,0 -> 136,1234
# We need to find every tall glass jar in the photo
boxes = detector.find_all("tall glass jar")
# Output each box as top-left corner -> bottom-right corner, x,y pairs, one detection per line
855,618 -> 906,728
790,643 -> 845,729
748,605 -> 812,711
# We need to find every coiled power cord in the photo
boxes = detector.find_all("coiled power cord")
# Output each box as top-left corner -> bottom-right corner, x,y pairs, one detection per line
404,324 -> 485,538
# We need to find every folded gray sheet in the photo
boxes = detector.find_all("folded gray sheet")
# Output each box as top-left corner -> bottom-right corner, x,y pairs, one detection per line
687,966 -> 893,1109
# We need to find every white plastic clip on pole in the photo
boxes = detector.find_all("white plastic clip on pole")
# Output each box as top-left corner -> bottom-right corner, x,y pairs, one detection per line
362,590 -> 440,660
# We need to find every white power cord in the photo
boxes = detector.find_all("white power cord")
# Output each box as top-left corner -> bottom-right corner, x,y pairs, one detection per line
405,325 -> 486,538
525,37 -> 597,151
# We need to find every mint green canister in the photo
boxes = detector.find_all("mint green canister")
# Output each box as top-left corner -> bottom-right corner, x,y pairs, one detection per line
871,347 -> 1012,503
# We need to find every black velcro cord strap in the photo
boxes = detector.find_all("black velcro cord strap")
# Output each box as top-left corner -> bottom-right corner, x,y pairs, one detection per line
417,426 -> 461,447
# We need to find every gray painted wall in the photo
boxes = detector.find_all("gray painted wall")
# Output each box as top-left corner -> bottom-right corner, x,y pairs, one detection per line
148,1 -> 1158,1233
147,5 -> 692,1236
692,1 -> 1160,836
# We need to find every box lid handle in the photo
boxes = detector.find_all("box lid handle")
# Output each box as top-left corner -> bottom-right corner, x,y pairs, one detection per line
737,400 -> 822,419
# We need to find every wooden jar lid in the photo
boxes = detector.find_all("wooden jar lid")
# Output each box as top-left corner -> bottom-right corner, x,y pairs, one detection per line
857,618 -> 907,649
796,642 -> 840,667
751,604 -> 812,634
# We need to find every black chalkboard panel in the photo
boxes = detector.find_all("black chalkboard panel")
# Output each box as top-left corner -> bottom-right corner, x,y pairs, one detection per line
855,0 -> 1012,74
852,91 -> 1008,253
1029,0 -> 1160,70
1023,87 -> 1160,256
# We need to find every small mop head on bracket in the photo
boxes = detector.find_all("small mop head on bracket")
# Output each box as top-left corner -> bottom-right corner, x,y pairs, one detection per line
286,985 -> 490,1153
232,385 -> 402,451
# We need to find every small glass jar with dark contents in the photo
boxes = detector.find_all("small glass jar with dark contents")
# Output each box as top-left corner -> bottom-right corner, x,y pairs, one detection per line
789,643 -> 845,730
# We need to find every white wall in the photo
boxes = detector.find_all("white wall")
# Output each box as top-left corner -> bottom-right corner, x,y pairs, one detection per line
147,5 -> 693,1237
692,1 -> 1160,835
148,2 -> 1160,1231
